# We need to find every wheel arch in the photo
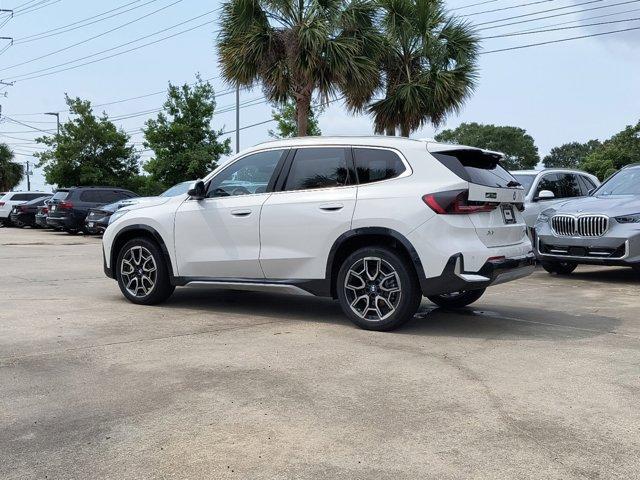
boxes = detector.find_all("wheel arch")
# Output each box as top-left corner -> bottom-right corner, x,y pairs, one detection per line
110,224 -> 175,281
326,227 -> 428,298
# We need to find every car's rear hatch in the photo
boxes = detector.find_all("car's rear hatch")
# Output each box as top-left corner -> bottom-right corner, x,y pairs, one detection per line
48,189 -> 71,217
428,145 -> 526,247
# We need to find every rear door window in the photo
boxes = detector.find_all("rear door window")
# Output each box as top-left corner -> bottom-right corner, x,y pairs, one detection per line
431,149 -> 516,188
353,148 -> 405,184
284,148 -> 350,191
79,190 -> 104,203
535,174 -> 561,198
103,190 -> 132,203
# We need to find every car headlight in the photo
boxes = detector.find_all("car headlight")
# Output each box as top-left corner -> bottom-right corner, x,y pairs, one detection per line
537,211 -> 552,223
615,213 -> 640,224
108,209 -> 129,225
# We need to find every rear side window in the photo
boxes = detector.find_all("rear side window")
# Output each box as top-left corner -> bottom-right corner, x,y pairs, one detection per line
354,148 -> 406,184
102,190 -> 133,203
432,150 -> 516,188
284,148 -> 350,191
10,193 -> 30,201
79,190 -> 104,202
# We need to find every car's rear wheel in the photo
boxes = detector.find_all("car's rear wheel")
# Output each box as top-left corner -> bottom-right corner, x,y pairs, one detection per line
116,237 -> 175,305
427,289 -> 486,309
337,247 -> 422,331
541,261 -> 577,275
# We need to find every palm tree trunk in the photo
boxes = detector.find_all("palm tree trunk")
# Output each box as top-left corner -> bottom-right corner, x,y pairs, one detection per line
296,94 -> 311,137
400,123 -> 410,137
385,126 -> 396,136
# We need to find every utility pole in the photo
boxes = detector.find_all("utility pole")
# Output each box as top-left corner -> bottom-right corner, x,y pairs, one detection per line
24,160 -> 31,191
235,85 -> 240,153
45,111 -> 60,135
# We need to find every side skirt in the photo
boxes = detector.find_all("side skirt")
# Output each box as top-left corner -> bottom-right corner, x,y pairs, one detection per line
171,277 -> 332,297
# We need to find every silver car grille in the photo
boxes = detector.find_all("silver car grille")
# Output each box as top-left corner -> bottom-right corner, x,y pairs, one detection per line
551,214 -> 608,237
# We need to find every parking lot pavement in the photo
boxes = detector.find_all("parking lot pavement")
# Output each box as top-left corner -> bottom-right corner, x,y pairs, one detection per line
1,228 -> 639,480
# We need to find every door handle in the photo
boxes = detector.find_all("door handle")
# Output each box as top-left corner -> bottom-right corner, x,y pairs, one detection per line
319,203 -> 344,212
231,209 -> 252,217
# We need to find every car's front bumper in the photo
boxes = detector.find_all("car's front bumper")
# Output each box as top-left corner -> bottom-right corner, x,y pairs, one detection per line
35,214 -> 48,228
535,221 -> 640,266
421,252 -> 536,296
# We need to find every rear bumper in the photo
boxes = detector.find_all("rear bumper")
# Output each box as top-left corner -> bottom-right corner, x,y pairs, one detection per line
85,218 -> 109,234
9,212 -> 33,225
35,214 -> 48,227
47,215 -> 80,230
421,252 -> 536,296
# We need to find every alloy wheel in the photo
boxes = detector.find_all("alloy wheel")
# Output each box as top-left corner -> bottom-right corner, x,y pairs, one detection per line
120,245 -> 157,298
344,256 -> 402,321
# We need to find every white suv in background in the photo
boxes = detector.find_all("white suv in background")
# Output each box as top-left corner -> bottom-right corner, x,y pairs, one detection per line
0,191 -> 50,227
103,137 -> 534,331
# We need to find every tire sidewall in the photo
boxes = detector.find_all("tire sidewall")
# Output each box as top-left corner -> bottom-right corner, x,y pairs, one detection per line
336,247 -> 420,331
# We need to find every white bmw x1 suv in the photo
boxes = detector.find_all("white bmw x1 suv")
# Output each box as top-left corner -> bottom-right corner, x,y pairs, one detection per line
103,137 -> 534,331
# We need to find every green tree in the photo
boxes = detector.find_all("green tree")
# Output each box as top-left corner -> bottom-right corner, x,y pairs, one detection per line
370,0 -> 479,137
582,121 -> 640,180
143,77 -> 231,187
434,122 -> 539,170
35,96 -> 139,188
217,0 -> 382,136
269,99 -> 322,138
0,144 -> 24,191
543,140 -> 601,169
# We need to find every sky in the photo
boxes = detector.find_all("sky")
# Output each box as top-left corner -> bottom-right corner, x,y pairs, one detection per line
1,0 -> 639,192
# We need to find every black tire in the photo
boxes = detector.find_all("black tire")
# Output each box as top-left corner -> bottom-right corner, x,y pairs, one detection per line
116,237 -> 175,305
631,264 -> 640,275
427,288 -> 486,309
541,261 -> 577,275
336,246 -> 422,331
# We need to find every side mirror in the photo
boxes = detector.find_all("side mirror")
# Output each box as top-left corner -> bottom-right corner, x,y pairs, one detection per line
188,180 -> 206,200
536,190 -> 555,201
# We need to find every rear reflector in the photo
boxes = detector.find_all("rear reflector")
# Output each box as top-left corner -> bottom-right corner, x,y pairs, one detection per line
423,189 -> 498,215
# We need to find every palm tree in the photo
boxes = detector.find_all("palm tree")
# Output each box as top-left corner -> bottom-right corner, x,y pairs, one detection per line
0,143 -> 24,191
217,0 -> 383,136
370,0 -> 479,137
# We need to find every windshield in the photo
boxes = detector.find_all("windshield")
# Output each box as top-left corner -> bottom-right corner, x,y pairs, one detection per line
160,181 -> 192,197
511,174 -> 536,194
594,167 -> 640,196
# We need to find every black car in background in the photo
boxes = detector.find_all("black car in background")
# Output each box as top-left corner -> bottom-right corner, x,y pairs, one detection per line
35,201 -> 52,228
84,202 -> 125,234
9,195 -> 52,228
47,187 -> 138,234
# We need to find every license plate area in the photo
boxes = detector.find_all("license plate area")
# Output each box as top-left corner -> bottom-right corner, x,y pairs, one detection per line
501,204 -> 516,224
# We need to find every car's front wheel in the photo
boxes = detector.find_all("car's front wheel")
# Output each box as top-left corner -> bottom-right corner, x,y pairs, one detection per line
116,237 -> 175,305
337,247 -> 422,331
427,289 -> 486,309
541,261 -> 577,275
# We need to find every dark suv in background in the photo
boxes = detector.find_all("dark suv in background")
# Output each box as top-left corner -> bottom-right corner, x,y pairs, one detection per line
47,187 -> 137,234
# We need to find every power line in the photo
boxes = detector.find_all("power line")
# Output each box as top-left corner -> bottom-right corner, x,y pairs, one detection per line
475,0 -> 604,26
461,0 -> 555,17
2,9 -> 221,82
483,23 -> 640,52
15,0 -> 149,44
451,0 -> 501,11
476,0 -> 640,30
1,0 -> 179,73
512,6 -> 640,33
14,0 -> 60,17
483,15 -> 640,38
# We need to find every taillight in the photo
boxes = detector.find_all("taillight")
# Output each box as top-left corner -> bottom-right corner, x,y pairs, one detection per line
0,202 -> 4,207
59,200 -> 74,210
19,205 -> 28,213
43,207 -> 49,214
422,189 -> 497,214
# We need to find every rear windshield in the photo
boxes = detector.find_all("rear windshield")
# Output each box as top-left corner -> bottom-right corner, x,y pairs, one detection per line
52,190 -> 70,200
511,174 -> 536,194
432,149 -> 517,188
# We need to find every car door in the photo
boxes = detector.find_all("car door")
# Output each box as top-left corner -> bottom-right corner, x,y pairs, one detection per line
259,147 -> 357,279
174,149 -> 288,279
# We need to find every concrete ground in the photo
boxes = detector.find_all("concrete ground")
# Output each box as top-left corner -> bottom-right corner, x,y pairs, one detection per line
0,227 -> 638,480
